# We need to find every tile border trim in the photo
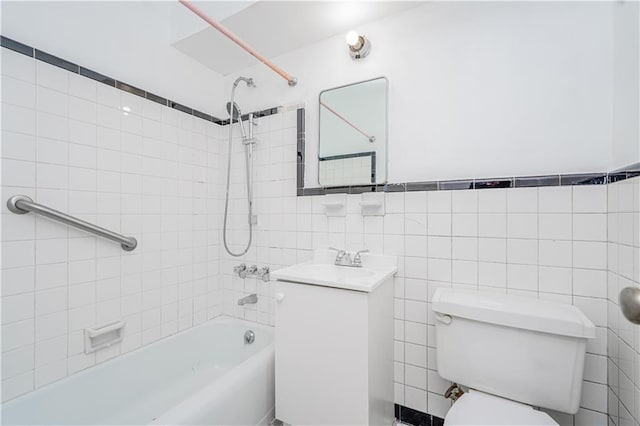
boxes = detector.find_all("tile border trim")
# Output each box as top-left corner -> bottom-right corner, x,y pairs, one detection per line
395,404 -> 444,426
1,35 -> 282,126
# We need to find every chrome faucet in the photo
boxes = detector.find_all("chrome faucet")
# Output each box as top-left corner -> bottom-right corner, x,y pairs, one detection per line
233,264 -> 270,282
352,249 -> 369,267
238,294 -> 258,306
329,247 -> 369,267
234,263 -> 247,278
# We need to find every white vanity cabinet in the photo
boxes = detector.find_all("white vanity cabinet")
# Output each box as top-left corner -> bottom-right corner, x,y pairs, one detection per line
271,250 -> 396,426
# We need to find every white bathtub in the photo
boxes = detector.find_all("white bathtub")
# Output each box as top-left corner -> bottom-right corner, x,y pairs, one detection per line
1,317 -> 275,425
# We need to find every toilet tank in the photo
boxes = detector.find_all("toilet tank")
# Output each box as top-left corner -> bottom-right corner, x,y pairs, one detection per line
432,288 -> 596,414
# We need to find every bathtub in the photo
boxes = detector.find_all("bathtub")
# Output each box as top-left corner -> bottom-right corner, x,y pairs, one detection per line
1,317 -> 275,425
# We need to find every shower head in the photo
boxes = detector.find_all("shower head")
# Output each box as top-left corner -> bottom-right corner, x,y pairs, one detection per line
226,101 -> 241,120
226,101 -> 247,139
228,76 -> 255,140
233,76 -> 256,88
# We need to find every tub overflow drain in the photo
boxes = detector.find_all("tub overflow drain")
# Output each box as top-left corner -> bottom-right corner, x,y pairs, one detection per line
244,330 -> 255,344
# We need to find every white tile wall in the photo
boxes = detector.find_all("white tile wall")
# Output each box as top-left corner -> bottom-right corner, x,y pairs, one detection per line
220,107 -> 300,325
607,177 -> 640,426
1,48 -> 221,401
0,45 -> 623,426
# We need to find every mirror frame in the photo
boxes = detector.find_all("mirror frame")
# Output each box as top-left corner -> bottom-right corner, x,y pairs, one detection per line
317,76 -> 389,187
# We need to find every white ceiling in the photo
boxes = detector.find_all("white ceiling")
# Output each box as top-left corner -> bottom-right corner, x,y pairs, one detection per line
172,1 -> 422,76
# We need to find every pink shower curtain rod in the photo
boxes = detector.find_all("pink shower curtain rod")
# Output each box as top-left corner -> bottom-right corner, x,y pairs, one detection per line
320,101 -> 375,143
179,0 -> 297,87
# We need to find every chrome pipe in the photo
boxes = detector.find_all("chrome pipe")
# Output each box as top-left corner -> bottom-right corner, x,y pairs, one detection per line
7,195 -> 137,251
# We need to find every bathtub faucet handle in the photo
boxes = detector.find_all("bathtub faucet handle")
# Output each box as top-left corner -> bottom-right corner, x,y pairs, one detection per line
258,266 -> 270,282
234,263 -> 247,278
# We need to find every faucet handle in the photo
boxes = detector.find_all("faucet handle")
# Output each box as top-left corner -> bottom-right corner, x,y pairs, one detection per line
353,249 -> 369,265
328,246 -> 346,258
258,266 -> 270,282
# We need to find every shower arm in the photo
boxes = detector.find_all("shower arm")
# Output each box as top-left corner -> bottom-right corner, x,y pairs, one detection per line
178,0 -> 298,87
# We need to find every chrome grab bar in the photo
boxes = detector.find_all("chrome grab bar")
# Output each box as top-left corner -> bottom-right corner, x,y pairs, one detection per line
7,195 -> 137,251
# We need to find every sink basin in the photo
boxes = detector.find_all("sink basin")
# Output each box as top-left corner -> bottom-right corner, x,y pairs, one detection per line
271,250 -> 397,292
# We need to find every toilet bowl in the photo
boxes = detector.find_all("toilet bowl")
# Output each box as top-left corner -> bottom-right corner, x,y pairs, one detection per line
444,390 -> 557,426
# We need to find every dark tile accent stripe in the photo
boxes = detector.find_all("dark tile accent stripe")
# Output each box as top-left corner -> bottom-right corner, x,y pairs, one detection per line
302,187 -> 326,196
35,49 -> 78,73
371,152 -> 377,183
349,185 -> 377,194
169,101 -> 192,115
406,182 -> 437,192
439,179 -> 473,190
514,175 -> 559,188
608,172 -> 627,183
474,178 -> 512,189
79,67 -> 115,86
297,164 -> 305,189
145,92 -> 168,106
380,183 -> 407,192
1,35 -> 246,126
560,173 -> 607,186
193,109 -> 214,122
432,416 -> 444,426
297,138 -> 305,164
319,151 -> 376,161
297,108 -> 305,133
395,404 -> 444,426
296,110 -> 306,189
116,81 -> 145,98
1,36 -> 33,56
325,186 -> 351,194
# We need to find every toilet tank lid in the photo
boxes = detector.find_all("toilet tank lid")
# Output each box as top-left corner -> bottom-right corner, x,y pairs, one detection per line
432,288 -> 595,339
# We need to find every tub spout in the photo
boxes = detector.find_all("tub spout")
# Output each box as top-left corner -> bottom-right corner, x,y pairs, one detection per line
238,294 -> 258,306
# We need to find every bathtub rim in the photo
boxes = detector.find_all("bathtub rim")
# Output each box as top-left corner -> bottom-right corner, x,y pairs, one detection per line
2,315 -> 274,407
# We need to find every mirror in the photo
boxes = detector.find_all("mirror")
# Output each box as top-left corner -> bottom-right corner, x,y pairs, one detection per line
318,77 -> 388,186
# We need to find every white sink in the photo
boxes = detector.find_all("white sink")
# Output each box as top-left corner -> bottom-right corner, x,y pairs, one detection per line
271,250 -> 398,292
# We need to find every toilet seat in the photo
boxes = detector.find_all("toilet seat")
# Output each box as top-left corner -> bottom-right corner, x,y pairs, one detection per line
444,390 -> 558,426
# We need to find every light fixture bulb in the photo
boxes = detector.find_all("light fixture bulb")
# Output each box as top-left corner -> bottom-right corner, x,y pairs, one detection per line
345,31 -> 371,60
345,31 -> 360,47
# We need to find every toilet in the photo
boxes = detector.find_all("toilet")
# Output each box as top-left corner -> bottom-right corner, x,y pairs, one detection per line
432,288 -> 596,426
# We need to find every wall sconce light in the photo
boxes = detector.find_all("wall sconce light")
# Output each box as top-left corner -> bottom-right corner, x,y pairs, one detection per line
346,30 -> 371,60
